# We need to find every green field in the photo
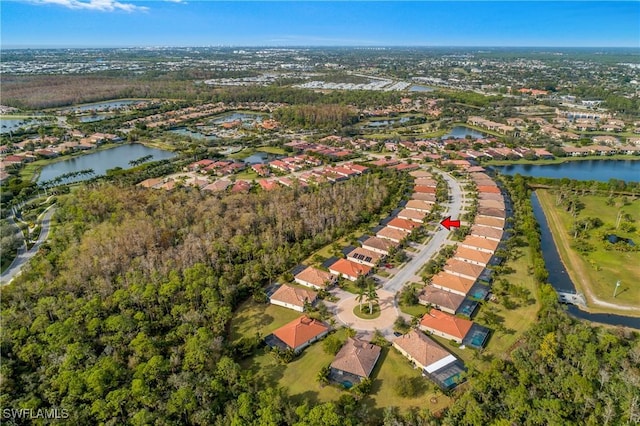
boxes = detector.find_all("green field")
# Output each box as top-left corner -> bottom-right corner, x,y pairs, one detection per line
257,146 -> 287,155
229,300 -> 302,344
537,190 -> 640,314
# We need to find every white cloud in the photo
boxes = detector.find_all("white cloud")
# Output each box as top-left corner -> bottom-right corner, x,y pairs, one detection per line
28,0 -> 148,12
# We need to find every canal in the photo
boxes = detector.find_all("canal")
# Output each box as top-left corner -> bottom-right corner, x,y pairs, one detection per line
531,192 -> 640,329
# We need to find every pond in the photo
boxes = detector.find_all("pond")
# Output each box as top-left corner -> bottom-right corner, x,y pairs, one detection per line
0,117 -> 43,134
363,117 -> 411,128
409,85 -> 435,92
78,113 -> 113,123
442,126 -> 487,139
495,160 -> 640,182
531,192 -> 640,329
242,151 -> 282,164
168,127 -> 217,141
211,112 -> 264,124
61,100 -> 142,113
37,144 -> 176,184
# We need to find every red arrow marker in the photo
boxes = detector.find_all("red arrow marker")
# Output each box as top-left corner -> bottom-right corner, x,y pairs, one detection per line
440,216 -> 461,230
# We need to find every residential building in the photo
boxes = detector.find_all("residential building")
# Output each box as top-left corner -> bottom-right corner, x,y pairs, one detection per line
269,284 -> 318,312
294,266 -> 337,290
266,316 -> 330,353
329,338 -> 381,384
419,309 -> 473,343
329,258 -> 372,281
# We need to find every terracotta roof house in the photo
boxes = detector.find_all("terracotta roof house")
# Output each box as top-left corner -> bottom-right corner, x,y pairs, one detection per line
419,309 -> 473,343
376,226 -> 409,243
444,259 -> 484,281
474,216 -> 505,230
259,179 -> 279,191
294,266 -> 337,290
231,180 -> 251,193
138,178 -> 163,189
431,272 -> 475,296
411,192 -> 437,203
470,225 -> 504,241
347,247 -> 384,267
392,330 -> 466,390
269,284 -> 317,312
397,209 -> 427,223
477,207 -> 506,219
414,178 -> 438,187
477,185 -> 501,194
478,192 -> 504,202
329,338 -> 381,384
478,199 -> 505,210
387,217 -> 421,232
418,286 -> 465,315
405,199 -> 432,212
361,236 -> 399,255
267,316 -> 330,353
409,170 -> 432,178
453,247 -> 493,266
329,258 -> 372,281
203,180 -> 232,192
414,185 -> 437,194
460,236 -> 500,254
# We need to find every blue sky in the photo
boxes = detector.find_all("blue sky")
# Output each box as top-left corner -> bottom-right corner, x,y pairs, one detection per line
2,1 -> 639,48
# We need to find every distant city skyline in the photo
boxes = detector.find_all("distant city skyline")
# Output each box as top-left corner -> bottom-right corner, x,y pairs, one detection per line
2,1 -> 639,49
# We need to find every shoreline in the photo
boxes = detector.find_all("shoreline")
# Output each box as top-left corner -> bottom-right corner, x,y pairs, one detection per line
486,155 -> 640,166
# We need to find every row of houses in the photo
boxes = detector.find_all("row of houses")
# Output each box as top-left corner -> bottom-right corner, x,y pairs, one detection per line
284,140 -> 354,160
563,144 -> 640,157
416,168 -> 506,349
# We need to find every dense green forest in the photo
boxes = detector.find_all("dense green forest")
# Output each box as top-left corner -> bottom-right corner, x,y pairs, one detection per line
2,175 -> 638,425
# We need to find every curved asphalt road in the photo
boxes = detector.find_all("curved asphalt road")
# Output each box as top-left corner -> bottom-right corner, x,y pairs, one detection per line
382,170 -> 465,293
1,207 -> 56,285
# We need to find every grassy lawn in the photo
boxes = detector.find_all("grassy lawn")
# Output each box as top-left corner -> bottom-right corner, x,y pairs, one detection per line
353,304 -> 381,319
243,331 -> 451,414
477,248 -> 541,361
244,328 -> 349,405
227,147 -> 255,159
235,169 -> 259,180
399,303 -> 429,318
537,190 -> 640,313
229,300 -> 302,344
257,146 -> 287,155
365,347 -> 451,415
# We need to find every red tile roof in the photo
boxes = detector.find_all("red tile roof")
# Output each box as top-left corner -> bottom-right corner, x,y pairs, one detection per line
272,316 -> 329,350
420,309 -> 473,341
329,258 -> 372,279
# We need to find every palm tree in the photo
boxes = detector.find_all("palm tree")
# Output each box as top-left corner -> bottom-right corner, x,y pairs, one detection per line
356,287 -> 365,313
365,283 -> 379,315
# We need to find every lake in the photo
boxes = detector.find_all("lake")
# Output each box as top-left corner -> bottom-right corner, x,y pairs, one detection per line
531,192 -> 640,329
364,117 -> 411,128
211,112 -> 264,124
38,144 -> 176,184
495,160 -> 640,182
442,126 -> 487,139
78,113 -> 113,123
0,118 -> 43,134
242,151 -> 281,164
61,100 -> 142,113
169,127 -> 217,141
409,85 -> 435,92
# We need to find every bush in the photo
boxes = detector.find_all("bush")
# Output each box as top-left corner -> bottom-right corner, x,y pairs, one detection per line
394,375 -> 424,398
323,334 -> 344,355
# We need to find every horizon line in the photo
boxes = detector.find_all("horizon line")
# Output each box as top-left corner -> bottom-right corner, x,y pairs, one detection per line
3,44 -> 640,50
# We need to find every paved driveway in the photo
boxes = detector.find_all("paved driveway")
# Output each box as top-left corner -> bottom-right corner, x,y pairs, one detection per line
333,289 -> 399,331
